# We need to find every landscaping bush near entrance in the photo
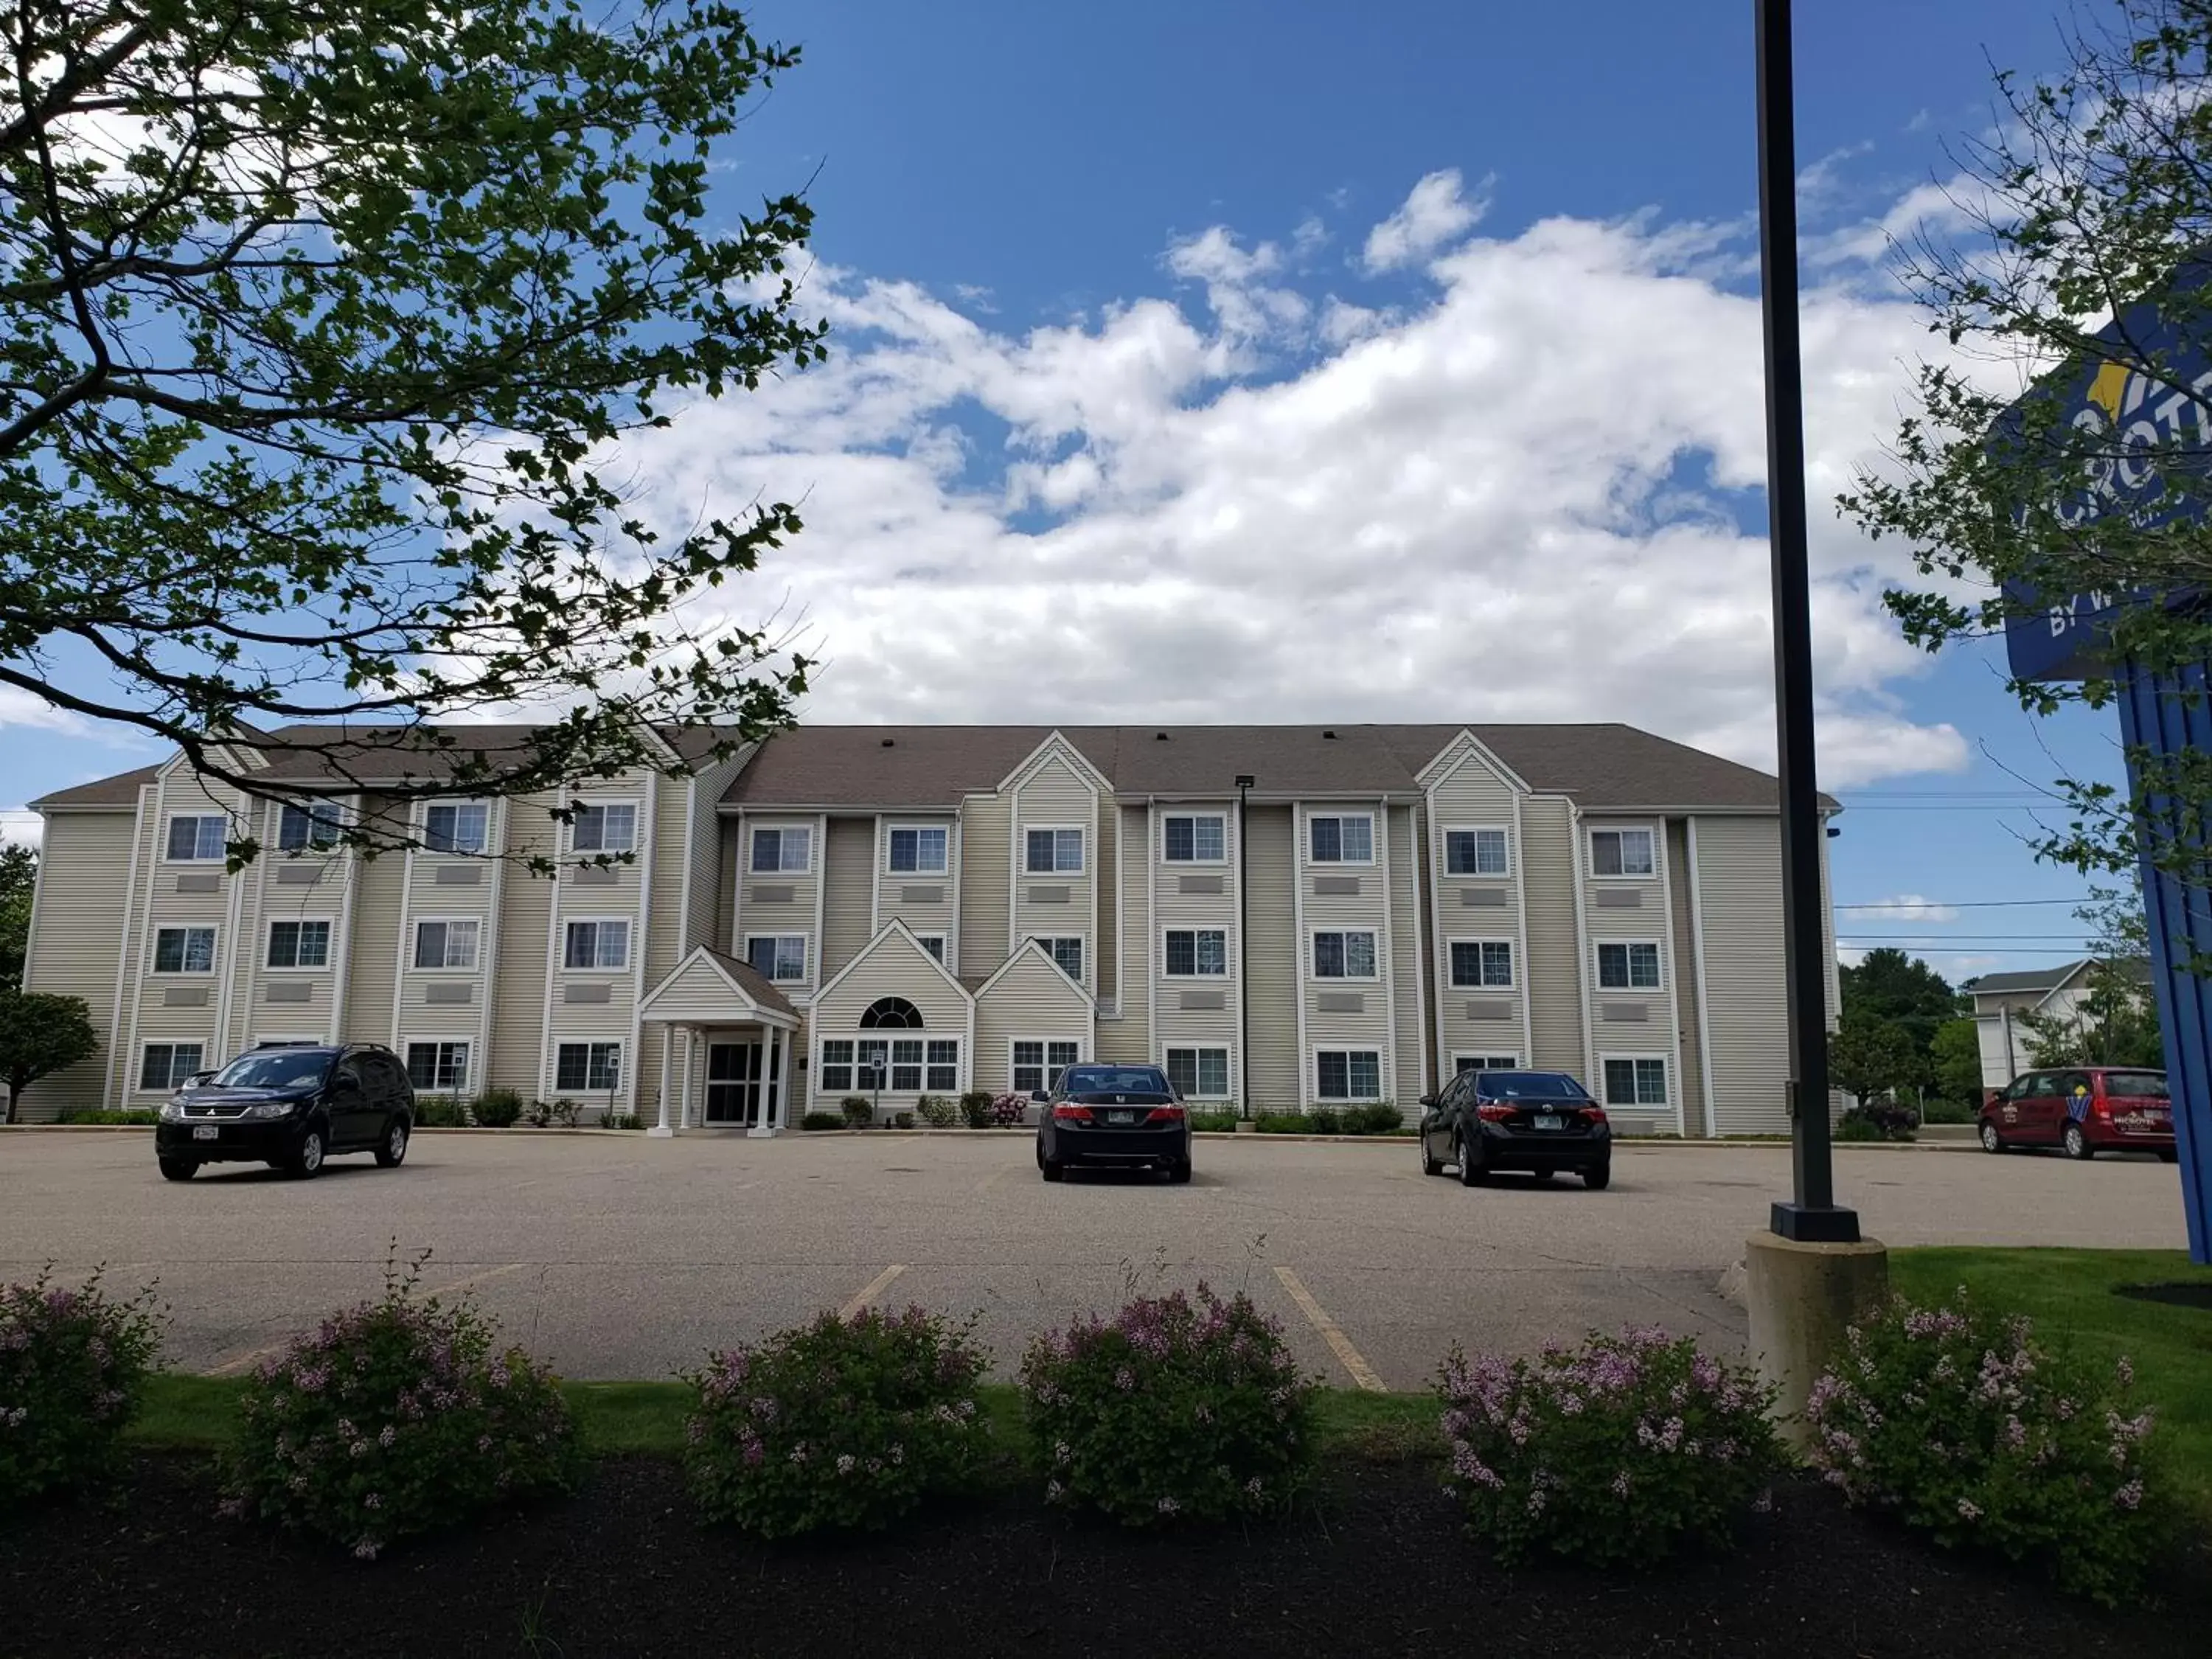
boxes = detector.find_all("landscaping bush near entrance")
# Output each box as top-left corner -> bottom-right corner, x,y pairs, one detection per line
800,1112 -> 844,1131
917,1094 -> 960,1129
53,1108 -> 160,1125
1806,1293 -> 2168,1606
0,1268 -> 162,1509
959,1091 -> 995,1128
840,1097 -> 873,1130
471,1088 -> 524,1130
1186,1110 -> 1239,1133
682,1306 -> 990,1540
990,1093 -> 1028,1127
1438,1328 -> 1786,1567
1020,1285 -> 1317,1527
412,1097 -> 466,1129
226,1265 -> 582,1559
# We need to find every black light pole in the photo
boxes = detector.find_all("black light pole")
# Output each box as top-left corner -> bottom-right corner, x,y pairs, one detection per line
1755,0 -> 1858,1244
1235,773 -> 1255,1119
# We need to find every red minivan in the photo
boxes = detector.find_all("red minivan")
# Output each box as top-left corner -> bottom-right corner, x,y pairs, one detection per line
1979,1067 -> 2179,1162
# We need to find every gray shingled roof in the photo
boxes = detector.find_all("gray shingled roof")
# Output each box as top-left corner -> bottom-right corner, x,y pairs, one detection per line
30,764 -> 163,808
1966,962 -> 2089,996
700,947 -> 799,1018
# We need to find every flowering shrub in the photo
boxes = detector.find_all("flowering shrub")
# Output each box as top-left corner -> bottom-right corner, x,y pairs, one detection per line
227,1268 -> 581,1559
990,1093 -> 1029,1127
917,1094 -> 961,1128
1806,1293 -> 2165,1605
1021,1285 -> 1315,1526
1439,1328 -> 1785,1565
0,1268 -> 163,1507
683,1305 -> 990,1539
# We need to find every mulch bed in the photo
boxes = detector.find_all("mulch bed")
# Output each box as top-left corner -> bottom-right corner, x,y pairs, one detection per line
4,1456 -> 2205,1658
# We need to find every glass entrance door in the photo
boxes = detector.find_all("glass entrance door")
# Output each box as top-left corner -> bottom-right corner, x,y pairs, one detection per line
704,1040 -> 782,1127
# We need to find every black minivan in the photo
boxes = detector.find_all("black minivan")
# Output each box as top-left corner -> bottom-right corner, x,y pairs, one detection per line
155,1043 -> 414,1181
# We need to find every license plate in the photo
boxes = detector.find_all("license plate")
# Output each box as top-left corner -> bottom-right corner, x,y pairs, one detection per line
1532,1114 -> 1562,1132
1106,1110 -> 1135,1125
192,1124 -> 218,1141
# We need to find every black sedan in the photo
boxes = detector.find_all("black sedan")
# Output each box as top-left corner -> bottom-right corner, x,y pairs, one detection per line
156,1042 -> 414,1180
1034,1063 -> 1192,1183
1418,1068 -> 1611,1189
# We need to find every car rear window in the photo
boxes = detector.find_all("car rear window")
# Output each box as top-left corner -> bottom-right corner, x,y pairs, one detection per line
2102,1071 -> 2168,1099
210,1050 -> 333,1089
1059,1065 -> 1172,1095
1475,1071 -> 1590,1101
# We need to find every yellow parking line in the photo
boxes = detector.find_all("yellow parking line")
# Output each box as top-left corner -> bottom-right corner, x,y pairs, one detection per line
201,1262 -> 532,1377
840,1264 -> 907,1320
1273,1265 -> 1387,1393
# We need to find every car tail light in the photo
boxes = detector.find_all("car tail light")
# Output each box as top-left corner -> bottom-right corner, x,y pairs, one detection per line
1476,1104 -> 1516,1123
1052,1103 -> 1094,1122
2093,1095 -> 2111,1120
1582,1106 -> 1608,1125
1144,1105 -> 1186,1124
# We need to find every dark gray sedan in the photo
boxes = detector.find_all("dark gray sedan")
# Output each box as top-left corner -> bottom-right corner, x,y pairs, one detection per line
1034,1063 -> 1192,1183
1418,1068 -> 1612,1189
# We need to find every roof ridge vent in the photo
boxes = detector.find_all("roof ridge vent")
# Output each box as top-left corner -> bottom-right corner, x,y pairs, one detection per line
880,737 -> 895,747
1321,729 -> 1338,739
1154,731 -> 1169,740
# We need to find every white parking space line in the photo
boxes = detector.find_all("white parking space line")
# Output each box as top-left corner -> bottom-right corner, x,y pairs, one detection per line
1273,1265 -> 1387,1392
840,1263 -> 908,1320
201,1261 -> 532,1376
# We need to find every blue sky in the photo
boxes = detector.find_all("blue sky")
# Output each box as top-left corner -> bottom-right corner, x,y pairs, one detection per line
4,0 -> 2126,981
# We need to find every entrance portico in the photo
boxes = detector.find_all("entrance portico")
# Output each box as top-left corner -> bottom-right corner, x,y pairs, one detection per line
639,947 -> 801,1138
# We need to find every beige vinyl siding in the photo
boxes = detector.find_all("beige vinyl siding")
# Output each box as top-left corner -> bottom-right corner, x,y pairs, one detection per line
1388,802 -> 1425,1116
819,816 -> 876,981
1664,818 -> 1708,1135
1094,802 -> 1119,1009
1242,804 -> 1298,1112
1151,801 -> 1239,1065
341,798 -> 406,1048
635,771 -> 694,1116
1694,815 -> 1789,1134
1011,751 -> 1098,993
731,813 -> 821,991
1582,815 -> 1672,1108
810,928 -> 972,1107
241,791 -> 347,1050
714,818 -> 742,956
487,792 -> 557,1094
105,788 -> 162,1104
684,748 -> 751,957
958,791 -> 1011,983
1427,745 -> 1530,1078
18,808 -> 137,1117
1520,796 -> 1584,1075
1299,801 -> 1395,1104
126,768 -> 248,1091
1095,804 -> 1152,1064
874,815 -> 956,951
973,946 -> 1093,1096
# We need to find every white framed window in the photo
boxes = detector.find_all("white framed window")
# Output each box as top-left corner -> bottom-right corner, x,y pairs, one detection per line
1164,928 -> 1227,977
1448,939 -> 1515,989
554,1041 -> 622,1092
1028,934 -> 1084,982
405,1040 -> 470,1093
925,1039 -> 959,1092
265,919 -> 333,970
1453,1054 -> 1520,1074
412,917 -> 480,971
1444,827 -> 1509,877
151,926 -> 217,975
138,1042 -> 205,1091
1596,940 -> 1663,990
745,933 -> 807,983
164,814 -> 228,862
570,801 -> 637,855
1162,813 -> 1227,863
886,824 -> 948,874
1589,827 -> 1656,878
750,825 -> 812,873
1012,1039 -> 1081,1095
1315,1049 -> 1383,1102
1165,1046 -> 1231,1099
824,1037 -> 958,1093
1312,929 -> 1379,980
1023,826 -> 1085,874
819,1039 -> 855,1093
1601,1054 -> 1669,1108
911,933 -> 946,962
276,801 -> 344,853
563,918 -> 630,970
423,802 -> 490,855
1307,813 -> 1374,865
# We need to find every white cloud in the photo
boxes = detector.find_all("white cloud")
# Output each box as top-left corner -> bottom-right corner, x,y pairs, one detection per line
0,810 -> 41,847
1855,894 -> 1964,924
1361,169 -> 1487,274
0,686 -> 96,738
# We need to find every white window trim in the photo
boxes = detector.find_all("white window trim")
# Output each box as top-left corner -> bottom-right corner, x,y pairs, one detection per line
1451,1052 -> 1523,1074
1305,810 -> 1377,867
1446,936 -> 1517,990
1310,928 -> 1382,982
1021,824 -> 1087,876
1599,1051 -> 1673,1110
1162,1044 -> 1234,1100
1024,932 -> 1087,985
568,798 -> 641,858
553,1039 -> 625,1094
562,915 -> 633,973
884,821 -> 950,876
275,800 -> 348,855
150,924 -> 219,975
411,915 -> 482,973
1161,927 -> 1229,978
402,1036 -> 473,1093
1009,1035 -> 1085,1096
908,932 -> 947,963
1160,812 -> 1228,865
1312,1046 -> 1386,1103
823,1033 -> 961,1096
742,932 -> 810,984
135,1040 -> 207,1093
749,823 -> 814,875
264,916 -> 336,973
1442,824 -> 1512,879
161,813 -> 230,864
1594,938 -> 1666,992
419,799 -> 493,858
1587,824 -> 1660,881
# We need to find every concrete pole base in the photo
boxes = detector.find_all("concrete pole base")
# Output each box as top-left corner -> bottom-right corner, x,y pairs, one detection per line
645,1126 -> 675,1139
745,1126 -> 779,1139
1743,1230 -> 1889,1450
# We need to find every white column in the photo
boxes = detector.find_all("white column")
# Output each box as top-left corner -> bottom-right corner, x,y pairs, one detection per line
678,1026 -> 695,1131
749,1023 -> 782,1138
649,1026 -> 674,1137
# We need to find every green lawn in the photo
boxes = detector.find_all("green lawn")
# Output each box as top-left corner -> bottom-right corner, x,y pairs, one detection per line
1888,1248 -> 2212,1523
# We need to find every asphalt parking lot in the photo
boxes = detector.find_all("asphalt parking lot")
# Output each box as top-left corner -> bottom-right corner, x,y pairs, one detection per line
0,1130 -> 2191,1388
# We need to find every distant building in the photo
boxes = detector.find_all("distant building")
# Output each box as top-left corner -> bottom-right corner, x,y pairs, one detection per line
1964,959 -> 2152,1089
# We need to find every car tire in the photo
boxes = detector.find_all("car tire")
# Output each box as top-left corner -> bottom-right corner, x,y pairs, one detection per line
1979,1120 -> 2006,1155
374,1119 -> 409,1168
1419,1136 -> 1443,1178
1455,1134 -> 1485,1187
1166,1160 -> 1192,1185
2062,1121 -> 2094,1161
1040,1159 -> 1065,1183
289,1126 -> 327,1180
1582,1163 -> 1612,1191
157,1157 -> 197,1183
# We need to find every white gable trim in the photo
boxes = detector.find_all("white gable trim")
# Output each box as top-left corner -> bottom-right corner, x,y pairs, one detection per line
973,936 -> 1093,1008
639,945 -> 799,1028
997,730 -> 1114,797
813,918 -> 975,1009
2029,960 -> 2096,1014
1415,728 -> 1532,794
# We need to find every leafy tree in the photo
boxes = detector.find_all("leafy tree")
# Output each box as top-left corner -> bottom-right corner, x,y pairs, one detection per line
2018,886 -> 2166,1068
0,843 -> 32,987
1,0 -> 826,858
1930,1017 -> 1987,1105
0,987 -> 98,1123
1839,0 -> 2212,939
1827,1013 -> 1927,1106
1837,947 -> 1960,1055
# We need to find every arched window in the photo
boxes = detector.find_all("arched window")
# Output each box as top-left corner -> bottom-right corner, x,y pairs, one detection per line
860,996 -> 924,1030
